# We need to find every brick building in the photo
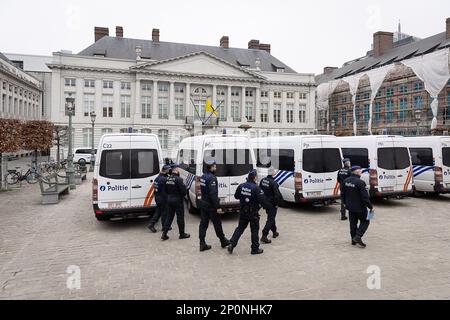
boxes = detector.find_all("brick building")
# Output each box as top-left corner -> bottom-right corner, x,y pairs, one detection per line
316,18 -> 450,136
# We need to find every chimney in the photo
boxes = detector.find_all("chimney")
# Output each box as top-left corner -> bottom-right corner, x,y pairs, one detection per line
220,36 -> 229,48
259,43 -> 271,54
152,28 -> 160,42
373,31 -> 393,57
116,26 -> 123,38
248,39 -> 260,49
94,26 -> 109,42
324,66 -> 338,75
446,17 -> 450,39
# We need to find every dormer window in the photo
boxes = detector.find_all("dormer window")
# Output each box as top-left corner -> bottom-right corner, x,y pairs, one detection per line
276,68 -> 285,73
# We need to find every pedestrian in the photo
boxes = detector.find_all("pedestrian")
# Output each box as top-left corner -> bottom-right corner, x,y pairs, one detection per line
147,165 -> 171,233
341,165 -> 374,248
228,169 -> 269,255
259,167 -> 282,244
198,160 -> 230,252
337,158 -> 352,221
161,164 -> 190,241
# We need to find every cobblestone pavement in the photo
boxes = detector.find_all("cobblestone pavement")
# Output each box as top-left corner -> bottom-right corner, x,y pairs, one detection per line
1,172 -> 450,300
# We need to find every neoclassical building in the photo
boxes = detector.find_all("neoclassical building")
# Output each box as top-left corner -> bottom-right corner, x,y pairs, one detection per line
48,27 -> 316,158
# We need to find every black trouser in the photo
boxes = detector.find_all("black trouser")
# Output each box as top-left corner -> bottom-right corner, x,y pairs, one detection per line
199,208 -> 226,245
262,205 -> 277,237
340,196 -> 347,217
149,200 -> 168,227
164,202 -> 185,235
349,211 -> 370,239
230,211 -> 260,252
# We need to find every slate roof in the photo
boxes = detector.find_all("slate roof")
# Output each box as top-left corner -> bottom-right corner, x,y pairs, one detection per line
316,32 -> 450,84
77,36 -> 297,73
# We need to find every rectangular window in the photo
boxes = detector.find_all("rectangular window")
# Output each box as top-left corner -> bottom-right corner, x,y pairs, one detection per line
256,149 -> 295,171
82,128 -> 92,147
342,148 -> 369,168
274,92 -> 281,99
65,78 -> 76,87
83,94 -> 95,116
121,82 -> 131,90
84,79 -> 95,88
273,103 -> 281,123
303,148 -> 342,173
203,149 -> 253,177
414,96 -> 423,109
286,92 -> 294,99
158,129 -> 168,149
286,104 -> 294,123
158,97 -> 168,119
414,82 -> 423,91
260,102 -> 268,123
103,80 -> 114,89
386,87 -> 394,97
158,83 -> 169,92
131,149 -> 159,178
175,85 -> 184,93
120,95 -> 131,118
102,95 -> 113,117
141,96 -> 152,119
175,98 -> 185,120
141,82 -> 152,91
101,128 -> 113,134
409,148 -> 433,166
364,104 -> 370,122
386,100 -> 394,122
443,148 -> 450,167
399,98 -> 408,121
399,84 -> 408,94
245,90 -> 253,97
261,91 -> 268,98
299,104 -> 306,123
377,147 -> 410,170
245,101 -> 254,121
99,150 -> 130,179
231,101 -> 240,122
216,99 -> 226,121
299,93 -> 307,100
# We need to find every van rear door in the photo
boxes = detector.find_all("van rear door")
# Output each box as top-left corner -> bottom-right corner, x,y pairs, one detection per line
97,136 -> 131,210
321,137 -> 342,198
301,137 -> 325,199
129,137 -> 160,208
441,139 -> 450,188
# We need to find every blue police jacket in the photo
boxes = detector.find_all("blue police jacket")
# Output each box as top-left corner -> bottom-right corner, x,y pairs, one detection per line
234,178 -> 268,210
341,174 -> 373,213
200,171 -> 220,209
154,173 -> 168,202
260,175 -> 282,207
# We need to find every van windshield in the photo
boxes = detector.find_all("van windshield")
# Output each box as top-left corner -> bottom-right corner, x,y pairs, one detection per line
378,147 -> 410,170
303,148 -> 341,173
203,149 -> 253,177
443,148 -> 450,167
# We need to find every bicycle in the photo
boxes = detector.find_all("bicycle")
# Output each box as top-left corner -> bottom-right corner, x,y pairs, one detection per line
5,164 -> 46,185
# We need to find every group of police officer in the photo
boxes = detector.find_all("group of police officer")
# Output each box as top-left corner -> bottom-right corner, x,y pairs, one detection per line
147,157 -> 373,254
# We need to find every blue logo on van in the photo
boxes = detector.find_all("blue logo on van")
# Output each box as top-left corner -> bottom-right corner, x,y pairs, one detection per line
99,185 -> 128,192
100,185 -> 106,191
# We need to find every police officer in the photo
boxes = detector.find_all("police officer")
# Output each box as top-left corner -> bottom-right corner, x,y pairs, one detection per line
341,165 -> 373,248
228,169 -> 269,255
147,165 -> 170,233
337,158 -> 352,221
198,160 -> 230,252
259,167 -> 282,244
162,164 -> 190,241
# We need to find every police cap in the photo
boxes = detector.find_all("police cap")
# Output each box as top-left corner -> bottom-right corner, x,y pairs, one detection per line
351,165 -> 362,172
248,169 -> 257,179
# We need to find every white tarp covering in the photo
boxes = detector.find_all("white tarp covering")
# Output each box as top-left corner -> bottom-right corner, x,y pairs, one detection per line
316,80 -> 339,111
362,65 -> 395,134
401,49 -> 450,130
341,75 -> 362,135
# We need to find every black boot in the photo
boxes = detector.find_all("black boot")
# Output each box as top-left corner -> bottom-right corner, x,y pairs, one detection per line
341,215 -> 348,221
251,248 -> 264,255
147,224 -> 157,233
179,233 -> 190,239
220,238 -> 231,248
161,232 -> 169,241
227,244 -> 234,254
352,236 -> 366,248
272,231 -> 279,238
200,243 -> 212,252
260,236 -> 272,244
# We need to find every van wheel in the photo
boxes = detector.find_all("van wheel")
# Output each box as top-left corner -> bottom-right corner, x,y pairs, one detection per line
187,198 -> 200,215
96,215 -> 110,221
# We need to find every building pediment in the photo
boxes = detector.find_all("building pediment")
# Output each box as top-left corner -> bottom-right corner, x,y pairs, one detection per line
130,51 -> 264,80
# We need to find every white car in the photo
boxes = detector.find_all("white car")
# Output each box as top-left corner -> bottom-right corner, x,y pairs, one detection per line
73,148 -> 97,164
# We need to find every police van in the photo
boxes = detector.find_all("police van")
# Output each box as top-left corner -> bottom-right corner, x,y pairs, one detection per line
176,134 -> 256,214
405,136 -> 450,194
337,135 -> 413,198
251,135 -> 342,204
92,133 -> 162,221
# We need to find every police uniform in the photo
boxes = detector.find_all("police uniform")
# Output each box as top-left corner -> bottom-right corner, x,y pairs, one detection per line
341,166 -> 373,247
337,159 -> 352,220
228,170 -> 269,255
260,173 -> 282,242
147,166 -> 170,232
162,165 -> 190,240
198,163 -> 230,251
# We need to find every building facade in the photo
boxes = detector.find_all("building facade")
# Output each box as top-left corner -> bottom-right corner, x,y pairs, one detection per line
316,18 -> 450,136
48,27 -> 316,158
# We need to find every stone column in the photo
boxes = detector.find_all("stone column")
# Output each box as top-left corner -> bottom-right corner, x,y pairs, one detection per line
227,85 -> 232,122
169,81 -> 175,120
268,90 -> 274,125
152,80 -> 158,119
294,91 -> 300,125
241,86 -> 246,121
135,79 -> 141,120
281,91 -> 287,124
185,82 -> 191,117
255,87 -> 261,124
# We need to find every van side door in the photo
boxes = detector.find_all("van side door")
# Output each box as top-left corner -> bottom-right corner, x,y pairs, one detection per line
321,137 -> 342,198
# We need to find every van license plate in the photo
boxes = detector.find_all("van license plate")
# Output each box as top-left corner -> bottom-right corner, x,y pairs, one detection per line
381,187 -> 394,192
307,192 -> 322,197
107,202 -> 123,209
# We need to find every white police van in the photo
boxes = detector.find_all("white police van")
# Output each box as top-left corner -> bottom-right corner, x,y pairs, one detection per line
73,147 -> 97,164
251,135 -> 342,204
406,136 -> 450,194
177,134 -> 256,214
337,135 -> 413,198
92,133 -> 162,221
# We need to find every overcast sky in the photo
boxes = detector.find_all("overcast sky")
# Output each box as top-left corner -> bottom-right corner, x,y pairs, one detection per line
1,0 -> 449,74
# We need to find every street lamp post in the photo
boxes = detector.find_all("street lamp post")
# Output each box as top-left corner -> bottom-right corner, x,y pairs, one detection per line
414,109 -> 421,136
66,95 -> 76,190
89,111 -> 96,172
331,119 -> 336,136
